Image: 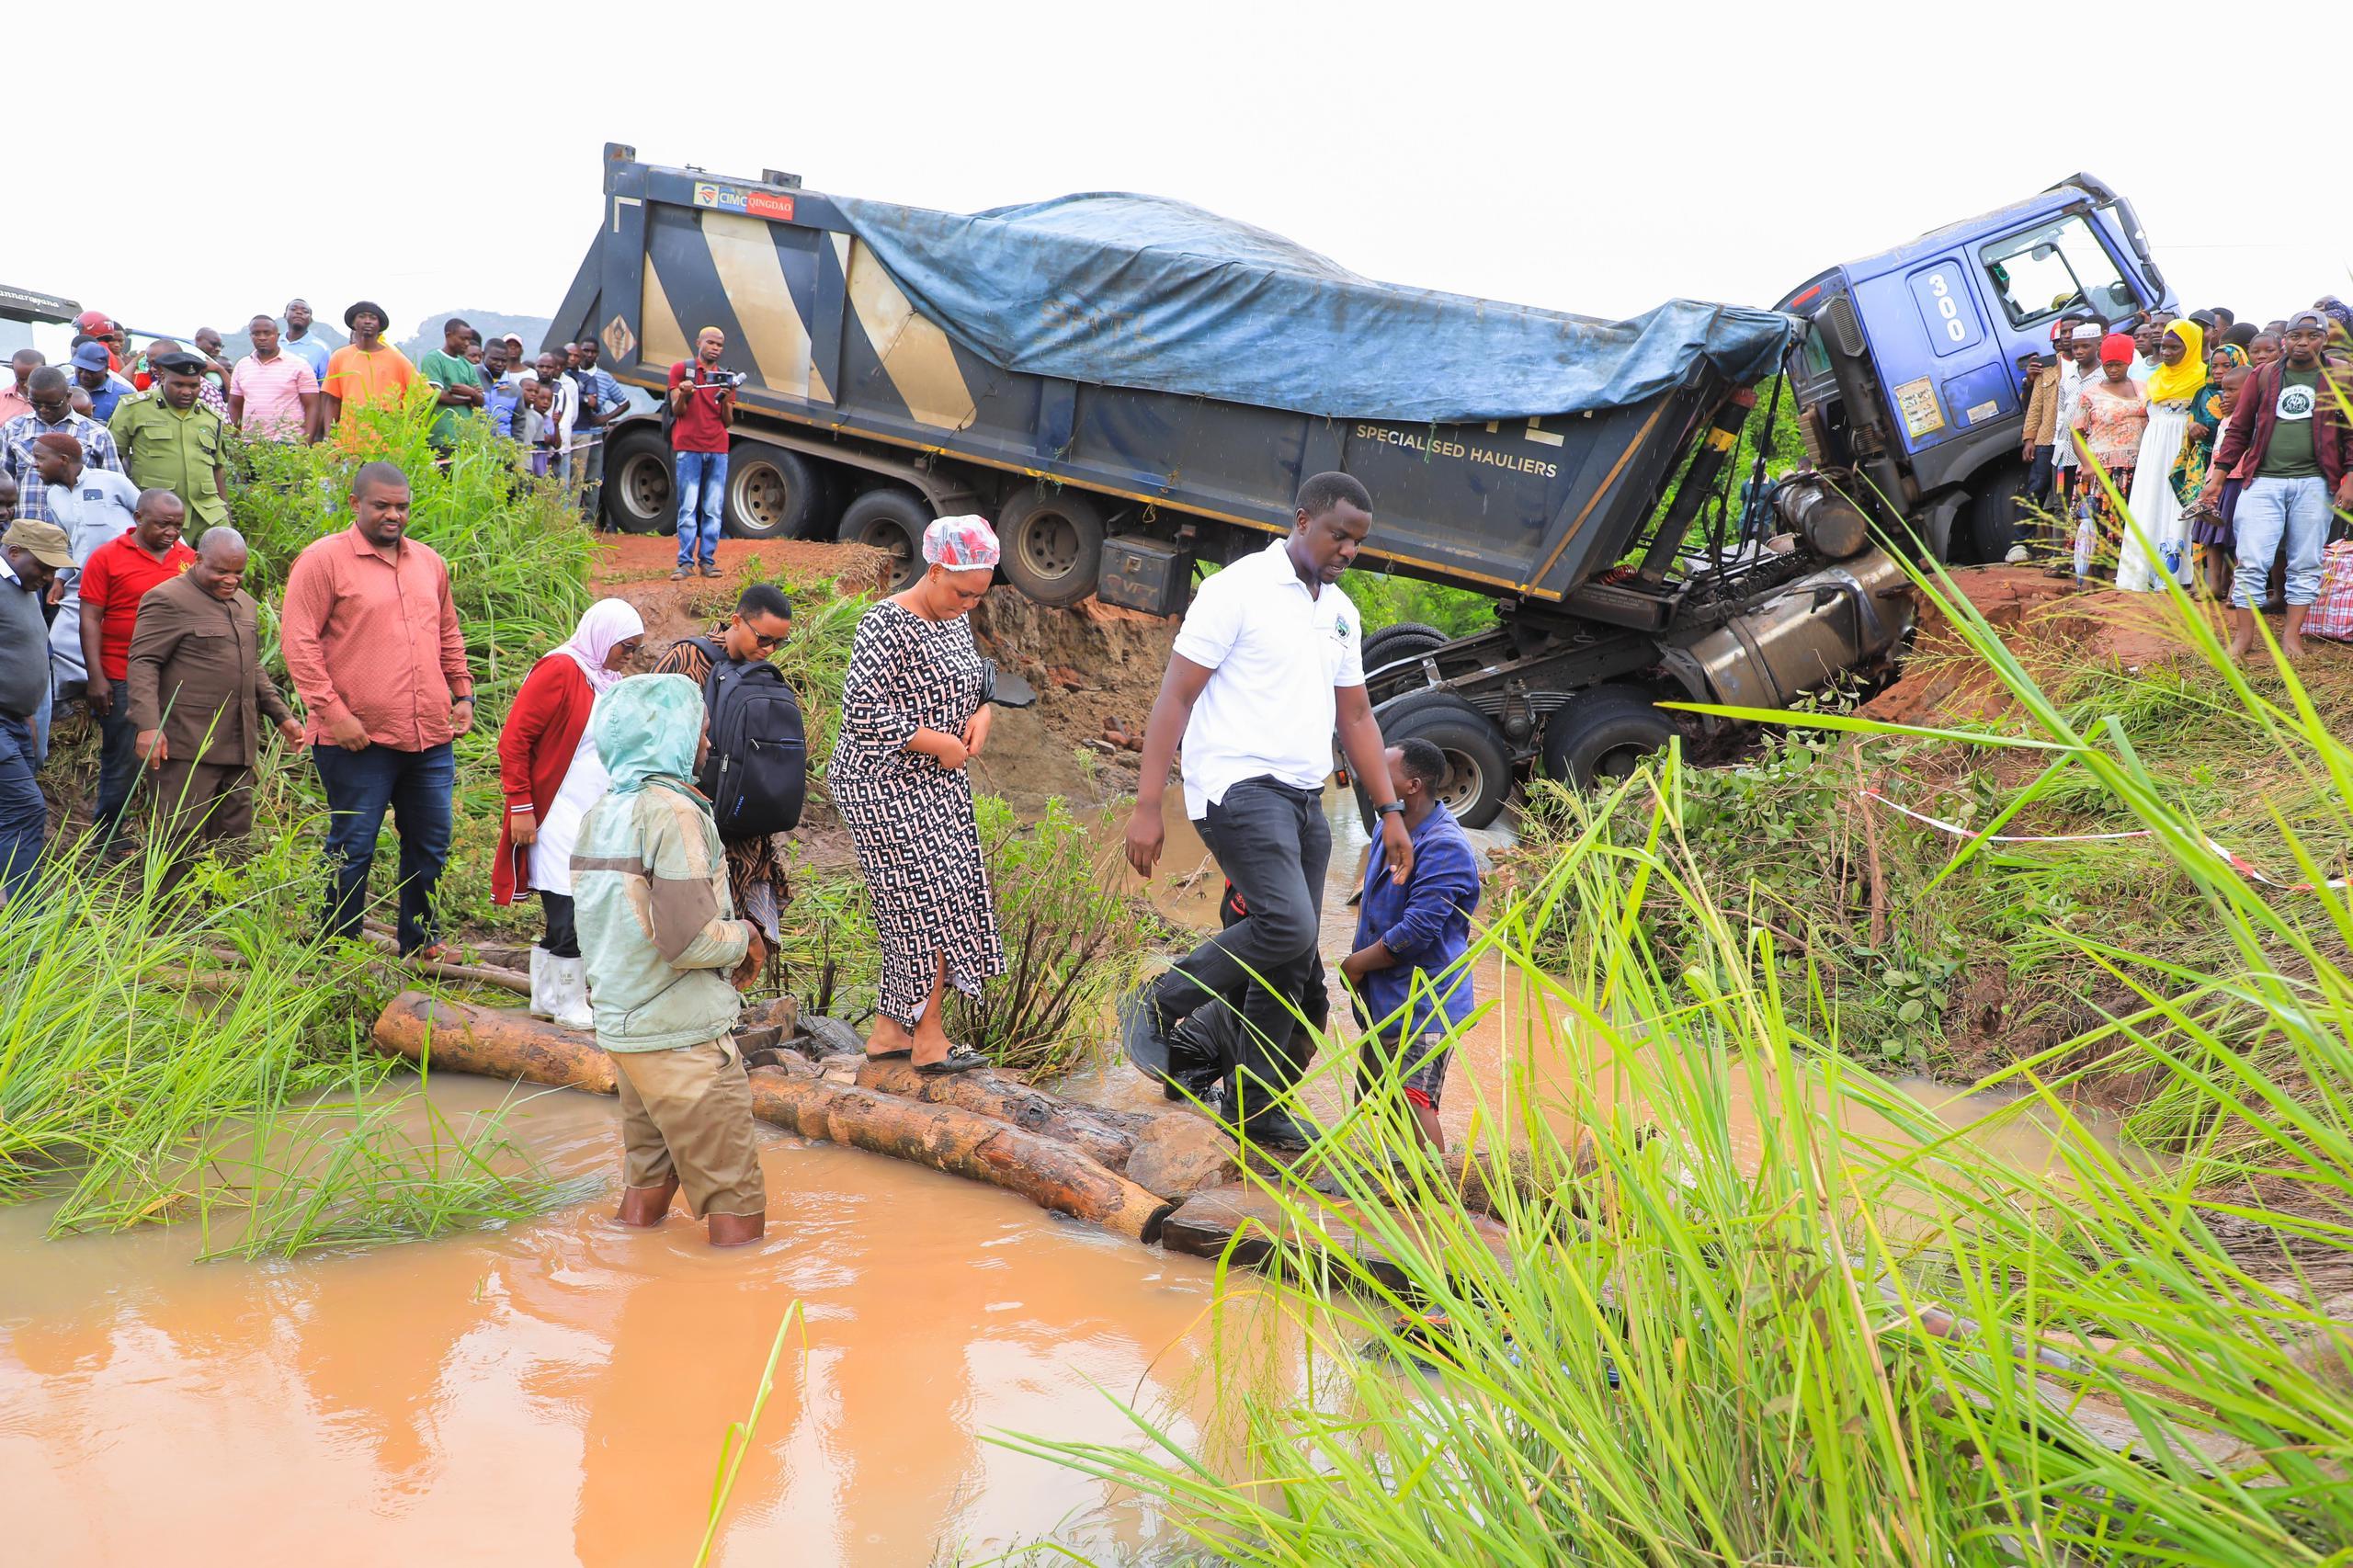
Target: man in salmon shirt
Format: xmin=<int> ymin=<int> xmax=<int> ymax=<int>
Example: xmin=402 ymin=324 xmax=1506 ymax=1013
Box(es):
xmin=278 ymin=461 xmax=475 ymax=958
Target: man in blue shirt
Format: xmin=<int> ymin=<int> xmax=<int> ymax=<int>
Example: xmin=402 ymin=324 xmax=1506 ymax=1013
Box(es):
xmin=69 ymin=343 xmax=131 ymax=422
xmin=480 ymin=342 xmax=526 ymax=445
xmin=1340 ymin=738 xmax=1482 ymax=1152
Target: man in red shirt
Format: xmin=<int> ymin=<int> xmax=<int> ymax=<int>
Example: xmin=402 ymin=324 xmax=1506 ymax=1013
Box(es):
xmin=78 ymin=489 xmax=194 ymax=840
xmin=278 ymin=461 xmax=476 ymax=956
xmin=668 ymin=326 xmax=737 ymax=581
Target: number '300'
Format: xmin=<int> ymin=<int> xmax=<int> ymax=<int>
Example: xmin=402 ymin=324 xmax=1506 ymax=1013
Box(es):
xmin=1928 ymin=274 xmax=1967 ymax=342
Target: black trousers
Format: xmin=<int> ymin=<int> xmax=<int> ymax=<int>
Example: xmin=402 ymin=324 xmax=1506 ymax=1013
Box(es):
xmin=540 ymin=891 xmax=579 ymax=959
xmin=1151 ymin=776 xmax=1329 ymax=1123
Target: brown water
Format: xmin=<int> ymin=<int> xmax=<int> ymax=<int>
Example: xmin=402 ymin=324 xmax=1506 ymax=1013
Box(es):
xmin=4 ymin=793 xmax=2133 ymax=1563
xmin=0 ymin=1077 xmax=1243 ymax=1565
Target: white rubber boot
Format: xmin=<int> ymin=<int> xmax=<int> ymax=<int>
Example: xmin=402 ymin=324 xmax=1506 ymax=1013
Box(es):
xmin=527 ymin=945 xmax=558 ymax=1021
xmin=550 ymin=955 xmax=596 ymax=1031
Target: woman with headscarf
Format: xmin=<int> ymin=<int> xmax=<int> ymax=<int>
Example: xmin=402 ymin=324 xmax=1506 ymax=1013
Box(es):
xmin=2069 ymin=333 xmax=2149 ymax=582
xmin=827 ymin=516 xmax=1008 ymax=1074
xmin=2118 ymin=319 xmax=2209 ymax=592
xmin=494 ymin=597 xmax=646 ymax=1028
xmin=2189 ymin=343 xmax=2252 ymax=602
xmin=572 ymin=674 xmax=767 ymax=1246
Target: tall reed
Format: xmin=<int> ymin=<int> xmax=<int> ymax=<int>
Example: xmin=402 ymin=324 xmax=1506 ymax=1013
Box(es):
xmin=1000 ymin=560 xmax=2353 ymax=1562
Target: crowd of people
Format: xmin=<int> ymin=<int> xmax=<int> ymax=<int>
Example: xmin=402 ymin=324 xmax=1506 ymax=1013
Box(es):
xmin=0 ymin=301 xmax=630 ymax=531
xmin=2012 ymin=297 xmax=2353 ymax=659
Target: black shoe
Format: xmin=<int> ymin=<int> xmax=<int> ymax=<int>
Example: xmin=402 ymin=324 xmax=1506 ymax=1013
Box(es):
xmin=1119 ymin=983 xmax=1178 ymax=1081
xmin=1236 ymin=1110 xmax=1313 ymax=1154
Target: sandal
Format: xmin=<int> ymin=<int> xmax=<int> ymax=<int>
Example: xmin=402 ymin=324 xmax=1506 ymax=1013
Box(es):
xmin=699 ymin=564 xmax=724 ymax=578
xmin=915 ymin=1045 xmax=989 ymax=1076
xmin=670 ymin=566 xmax=691 ymax=580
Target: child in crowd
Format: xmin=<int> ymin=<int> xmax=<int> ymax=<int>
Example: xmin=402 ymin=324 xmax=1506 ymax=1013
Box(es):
xmin=1340 ymin=737 xmax=1483 ymax=1152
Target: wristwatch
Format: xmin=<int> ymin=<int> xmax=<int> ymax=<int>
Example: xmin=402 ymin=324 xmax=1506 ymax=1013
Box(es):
xmin=1372 ymin=800 xmax=1405 ymax=817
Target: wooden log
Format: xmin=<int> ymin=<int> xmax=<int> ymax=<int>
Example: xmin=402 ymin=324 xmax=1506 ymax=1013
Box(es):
xmin=358 ymin=929 xmax=534 ymax=995
xmin=853 ymin=1060 xmax=1154 ymax=1173
xmin=371 ymin=991 xmax=614 ymax=1093
xmin=368 ymin=992 xmax=1173 ymax=1243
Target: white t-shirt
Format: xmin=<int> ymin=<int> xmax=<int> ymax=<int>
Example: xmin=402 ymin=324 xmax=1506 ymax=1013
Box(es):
xmin=46 ymin=469 xmax=142 ymax=677
xmin=2054 ymin=358 xmax=2087 ymax=470
xmin=1169 ymin=537 xmax=1364 ymax=819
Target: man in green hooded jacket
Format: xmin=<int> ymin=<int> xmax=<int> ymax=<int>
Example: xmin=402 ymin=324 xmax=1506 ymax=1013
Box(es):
xmin=571 ymin=673 xmax=768 ymax=1246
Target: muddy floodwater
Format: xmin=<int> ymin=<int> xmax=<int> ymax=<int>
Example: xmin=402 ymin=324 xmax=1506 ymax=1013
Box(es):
xmin=1 ymin=1077 xmax=1242 ymax=1564
xmin=4 ymin=791 xmax=2134 ymax=1563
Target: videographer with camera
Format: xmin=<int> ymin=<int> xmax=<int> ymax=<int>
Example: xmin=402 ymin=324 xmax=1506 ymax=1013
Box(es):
xmin=669 ymin=326 xmax=738 ymax=581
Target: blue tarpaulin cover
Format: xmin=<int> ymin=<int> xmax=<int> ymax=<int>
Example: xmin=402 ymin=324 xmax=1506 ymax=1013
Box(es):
xmin=832 ymin=191 xmax=1797 ymax=425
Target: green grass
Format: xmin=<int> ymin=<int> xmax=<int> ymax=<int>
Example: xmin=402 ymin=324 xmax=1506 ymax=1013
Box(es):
xmin=996 ymin=558 xmax=2353 ymax=1564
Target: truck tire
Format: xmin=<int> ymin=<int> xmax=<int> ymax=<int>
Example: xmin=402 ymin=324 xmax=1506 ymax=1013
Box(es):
xmin=997 ymin=486 xmax=1106 ymax=607
xmin=1365 ymin=689 xmax=1512 ymax=829
xmin=603 ymin=426 xmax=673 ymax=535
xmin=1964 ymin=461 xmax=2035 ymax=564
xmin=726 ymin=444 xmax=824 ymax=540
xmin=1540 ymin=686 xmax=1676 ymax=789
xmin=1361 ymin=621 xmax=1448 ymax=673
xmin=837 ymin=488 xmax=932 ymax=591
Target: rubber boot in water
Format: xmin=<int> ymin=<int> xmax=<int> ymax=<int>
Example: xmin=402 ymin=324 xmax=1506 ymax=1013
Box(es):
xmin=549 ymin=955 xmax=596 ymax=1032
xmin=614 ymin=1175 xmax=679 ymax=1227
xmin=707 ymin=1210 xmax=766 ymax=1247
xmin=526 ymin=946 xmax=557 ymax=1021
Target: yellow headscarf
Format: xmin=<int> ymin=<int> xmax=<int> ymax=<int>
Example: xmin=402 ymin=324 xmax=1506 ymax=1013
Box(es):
xmin=2143 ymin=319 xmax=2208 ymax=405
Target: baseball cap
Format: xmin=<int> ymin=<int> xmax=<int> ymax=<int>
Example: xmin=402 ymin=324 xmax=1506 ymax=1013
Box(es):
xmin=3 ymin=519 xmax=74 ymax=569
xmin=69 ymin=342 xmax=110 ymax=372
xmin=2284 ymin=309 xmax=2330 ymax=334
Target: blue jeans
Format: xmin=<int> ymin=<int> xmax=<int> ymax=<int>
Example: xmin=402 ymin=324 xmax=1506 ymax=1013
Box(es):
xmin=313 ymin=741 xmax=455 ymax=954
xmin=675 ymin=449 xmax=728 ymax=567
xmin=0 ymin=715 xmax=45 ymax=905
xmin=2234 ymin=476 xmax=2333 ymax=608
xmin=28 ymin=679 xmax=49 ymax=766
xmin=91 ymin=699 xmax=142 ymax=837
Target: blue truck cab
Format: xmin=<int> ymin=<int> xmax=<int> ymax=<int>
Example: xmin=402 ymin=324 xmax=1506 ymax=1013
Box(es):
xmin=1777 ymin=174 xmax=2175 ymax=562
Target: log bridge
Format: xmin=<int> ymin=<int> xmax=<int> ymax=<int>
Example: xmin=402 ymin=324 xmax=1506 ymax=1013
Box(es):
xmin=370 ymin=992 xmax=1259 ymax=1249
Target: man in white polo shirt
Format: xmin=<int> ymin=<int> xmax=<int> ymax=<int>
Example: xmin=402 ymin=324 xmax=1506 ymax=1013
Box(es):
xmin=1122 ymin=471 xmax=1414 ymax=1151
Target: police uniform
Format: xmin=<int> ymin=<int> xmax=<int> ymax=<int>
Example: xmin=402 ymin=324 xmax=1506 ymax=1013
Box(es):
xmin=107 ymin=352 xmax=230 ymax=528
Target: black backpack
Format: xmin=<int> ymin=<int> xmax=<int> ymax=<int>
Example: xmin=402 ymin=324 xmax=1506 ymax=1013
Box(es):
xmin=688 ymin=638 xmax=807 ymax=837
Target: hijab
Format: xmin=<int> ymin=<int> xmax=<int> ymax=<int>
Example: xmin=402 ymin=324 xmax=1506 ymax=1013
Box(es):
xmin=552 ymin=597 xmax=644 ymax=693
xmin=2143 ymin=319 xmax=2208 ymax=406
xmin=593 ymin=674 xmax=705 ymax=796
xmin=2211 ymin=343 xmax=2249 ymax=373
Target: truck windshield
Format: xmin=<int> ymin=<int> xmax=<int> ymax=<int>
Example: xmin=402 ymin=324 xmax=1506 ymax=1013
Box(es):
xmin=1979 ymin=215 xmax=2136 ymax=328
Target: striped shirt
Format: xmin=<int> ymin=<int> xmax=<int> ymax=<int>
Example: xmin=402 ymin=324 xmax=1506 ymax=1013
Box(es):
xmin=229 ymin=352 xmax=319 ymax=438
xmin=0 ymin=411 xmax=124 ymax=524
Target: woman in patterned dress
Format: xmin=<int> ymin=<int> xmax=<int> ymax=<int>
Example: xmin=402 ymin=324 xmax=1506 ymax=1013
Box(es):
xmin=828 ymin=516 xmax=1007 ymax=1074
xmin=2069 ymin=334 xmax=2149 ymax=583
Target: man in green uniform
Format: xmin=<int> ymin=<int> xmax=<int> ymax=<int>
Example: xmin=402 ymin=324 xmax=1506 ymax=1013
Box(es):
xmin=108 ymin=351 xmax=229 ymax=529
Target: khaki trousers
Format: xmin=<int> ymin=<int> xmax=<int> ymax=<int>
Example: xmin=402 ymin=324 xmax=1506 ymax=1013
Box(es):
xmin=608 ymin=1036 xmax=767 ymax=1218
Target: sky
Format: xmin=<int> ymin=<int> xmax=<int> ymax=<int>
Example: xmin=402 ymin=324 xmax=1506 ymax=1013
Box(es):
xmin=17 ymin=0 xmax=2344 ymax=350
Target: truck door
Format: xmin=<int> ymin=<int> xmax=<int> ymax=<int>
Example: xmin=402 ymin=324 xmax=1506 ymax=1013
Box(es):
xmin=1847 ymin=254 xmax=2009 ymax=459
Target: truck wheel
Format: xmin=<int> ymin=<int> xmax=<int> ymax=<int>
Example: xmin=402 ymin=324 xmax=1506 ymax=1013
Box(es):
xmin=1964 ymin=462 xmax=2035 ymax=565
xmin=1361 ymin=621 xmax=1447 ymax=674
xmin=1365 ymin=690 xmax=1512 ymax=829
xmin=837 ymin=488 xmax=932 ymax=591
xmin=726 ymin=444 xmax=824 ymax=540
xmin=603 ymin=427 xmax=673 ymax=535
xmin=997 ymin=486 xmax=1105 ymax=607
xmin=1541 ymin=686 xmax=1676 ymax=789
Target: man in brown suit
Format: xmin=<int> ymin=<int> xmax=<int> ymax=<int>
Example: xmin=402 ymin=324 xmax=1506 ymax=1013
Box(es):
xmin=125 ymin=526 xmax=302 ymax=856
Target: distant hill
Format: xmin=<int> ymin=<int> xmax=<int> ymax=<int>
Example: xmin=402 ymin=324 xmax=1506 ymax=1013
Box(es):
xmin=209 ymin=308 xmax=555 ymax=364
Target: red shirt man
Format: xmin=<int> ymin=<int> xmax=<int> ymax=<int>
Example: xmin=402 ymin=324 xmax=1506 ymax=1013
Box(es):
xmin=79 ymin=496 xmax=196 ymax=686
